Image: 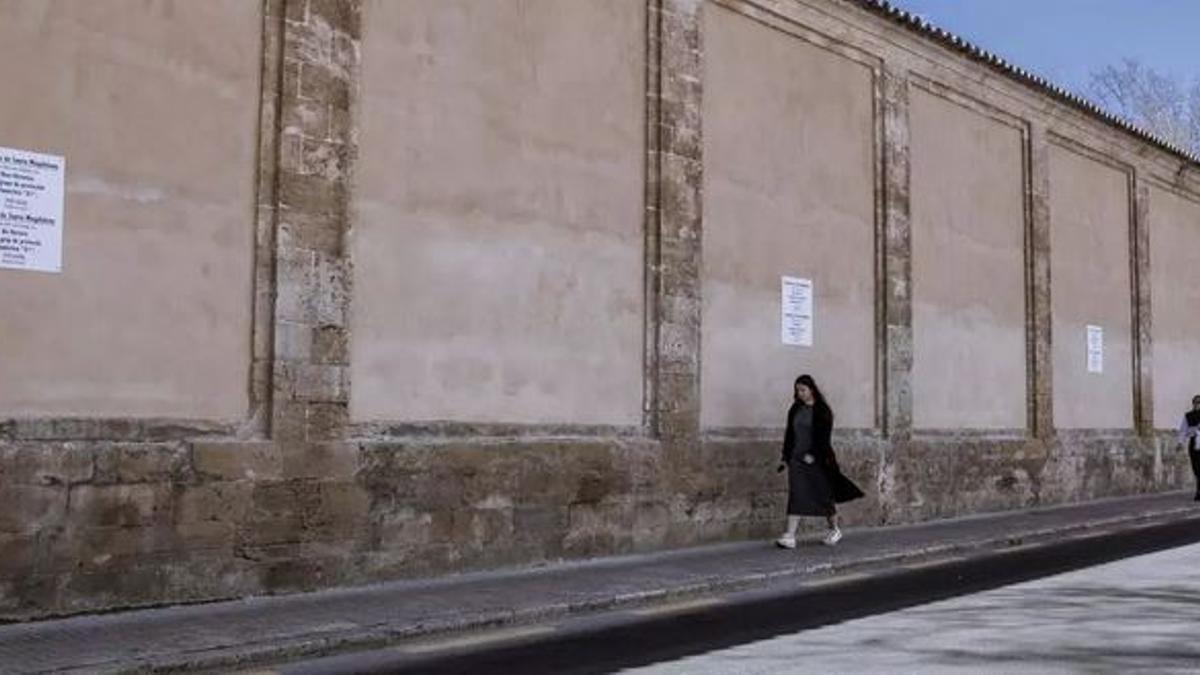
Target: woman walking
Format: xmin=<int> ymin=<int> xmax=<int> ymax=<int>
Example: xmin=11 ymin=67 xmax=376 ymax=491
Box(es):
xmin=1178 ymin=394 xmax=1200 ymax=501
xmin=776 ymin=374 xmax=864 ymax=549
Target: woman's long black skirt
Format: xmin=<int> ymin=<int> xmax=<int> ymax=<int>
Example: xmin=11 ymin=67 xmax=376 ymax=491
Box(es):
xmin=787 ymin=458 xmax=836 ymax=517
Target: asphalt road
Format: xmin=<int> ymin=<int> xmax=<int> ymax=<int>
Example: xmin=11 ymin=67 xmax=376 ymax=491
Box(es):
xmin=625 ymin=538 xmax=1200 ymax=674
xmin=270 ymin=516 xmax=1200 ymax=675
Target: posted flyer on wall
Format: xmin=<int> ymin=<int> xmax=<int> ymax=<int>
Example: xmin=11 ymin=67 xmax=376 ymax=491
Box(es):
xmin=0 ymin=146 xmax=65 ymax=273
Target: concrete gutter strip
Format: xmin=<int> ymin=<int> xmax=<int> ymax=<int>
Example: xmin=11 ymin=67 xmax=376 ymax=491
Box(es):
xmin=4 ymin=492 xmax=1197 ymax=674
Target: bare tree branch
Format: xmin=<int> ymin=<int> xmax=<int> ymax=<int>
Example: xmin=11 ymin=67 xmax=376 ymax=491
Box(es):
xmin=1087 ymin=59 xmax=1200 ymax=156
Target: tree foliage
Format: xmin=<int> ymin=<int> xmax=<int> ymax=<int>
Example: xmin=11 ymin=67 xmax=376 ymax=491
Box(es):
xmin=1087 ymin=59 xmax=1200 ymax=157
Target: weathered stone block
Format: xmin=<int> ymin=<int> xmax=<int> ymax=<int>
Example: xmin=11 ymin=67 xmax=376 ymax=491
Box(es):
xmin=660 ymin=142 xmax=702 ymax=195
xmin=291 ymin=364 xmax=348 ymax=402
xmin=306 ymin=482 xmax=370 ymax=539
xmin=312 ymin=326 xmax=349 ymax=365
xmin=280 ymin=213 xmax=342 ymax=257
xmin=429 ymin=509 xmax=473 ymax=545
xmin=251 ymin=480 xmax=320 ymax=518
xmin=192 ymin=442 xmax=282 ymax=481
xmin=238 ymin=516 xmax=307 ymax=548
xmin=658 ymin=321 xmax=698 ymax=372
xmin=282 ymin=98 xmax=331 ymax=140
xmin=284 ymin=19 xmax=335 ymax=68
xmin=305 ymin=403 xmax=350 ymax=440
xmin=563 ymin=501 xmax=634 ymax=557
xmin=659 ymin=119 xmax=700 ymax=160
xmin=571 ymin=470 xmax=621 ymax=506
xmin=43 ymin=525 xmax=174 ymax=573
xmin=94 ymin=444 xmax=191 ymax=485
xmin=314 ymin=254 xmax=349 ymax=328
xmin=274 ymin=248 xmax=317 ymax=324
xmin=0 ymin=444 xmax=92 ymax=486
xmin=657 ymin=97 xmax=701 ymax=139
xmin=376 ymin=507 xmax=433 ymax=550
xmin=301 ymin=138 xmax=348 ymax=181
xmin=0 ymin=533 xmax=38 ymax=578
xmin=298 ymin=63 xmax=350 ymax=109
xmin=512 ymin=506 xmax=567 ymax=545
xmin=0 ymin=576 xmax=59 ymax=619
xmin=274 ymin=320 xmax=313 ymax=361
xmin=309 ymin=0 xmax=361 ymax=37
xmin=282 ymin=58 xmax=302 ymax=100
xmin=271 ymin=401 xmax=310 ymax=443
xmin=173 ymin=521 xmax=238 ymax=553
xmin=282 ymin=442 xmax=357 ymax=479
xmin=69 ymin=485 xmax=171 ymax=529
xmin=331 ymin=32 xmax=357 ymax=79
xmin=279 ymin=172 xmax=346 ymax=220
xmin=284 ymin=0 xmax=307 ymax=24
xmin=177 ymin=483 xmax=254 ymax=524
xmin=0 ymin=485 xmax=67 ymax=534
xmin=260 ymin=557 xmax=329 ymax=592
xmin=62 ymin=565 xmax=168 ymax=612
xmin=328 ymin=104 xmax=354 ymax=147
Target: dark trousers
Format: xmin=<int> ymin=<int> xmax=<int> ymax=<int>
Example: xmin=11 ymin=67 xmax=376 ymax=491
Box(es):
xmin=1191 ymin=449 xmax=1200 ymax=494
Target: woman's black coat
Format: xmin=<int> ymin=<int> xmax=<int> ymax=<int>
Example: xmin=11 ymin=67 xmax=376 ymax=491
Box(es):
xmin=781 ymin=402 xmax=865 ymax=504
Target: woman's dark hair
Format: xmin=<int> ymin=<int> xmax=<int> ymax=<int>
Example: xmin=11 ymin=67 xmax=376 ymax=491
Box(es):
xmin=794 ymin=374 xmax=833 ymax=420
xmin=1193 ymin=394 xmax=1200 ymax=406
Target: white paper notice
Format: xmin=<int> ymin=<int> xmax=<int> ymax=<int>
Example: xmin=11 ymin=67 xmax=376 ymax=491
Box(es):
xmin=781 ymin=276 xmax=814 ymax=347
xmin=0 ymin=146 xmax=65 ymax=273
xmin=1086 ymin=325 xmax=1104 ymax=374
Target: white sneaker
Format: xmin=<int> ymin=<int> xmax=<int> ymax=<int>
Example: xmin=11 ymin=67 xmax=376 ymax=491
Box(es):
xmin=775 ymin=533 xmax=797 ymax=549
xmin=823 ymin=528 xmax=843 ymax=546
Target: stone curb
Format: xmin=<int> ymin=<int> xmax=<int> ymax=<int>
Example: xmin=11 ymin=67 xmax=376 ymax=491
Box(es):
xmin=110 ymin=502 xmax=1200 ymax=674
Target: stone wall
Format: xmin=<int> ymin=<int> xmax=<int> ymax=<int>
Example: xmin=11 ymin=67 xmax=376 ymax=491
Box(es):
xmin=1 ymin=0 xmax=1198 ymax=619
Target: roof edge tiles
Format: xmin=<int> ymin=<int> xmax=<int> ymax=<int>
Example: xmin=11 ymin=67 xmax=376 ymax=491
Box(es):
xmin=853 ymin=0 xmax=1200 ymax=166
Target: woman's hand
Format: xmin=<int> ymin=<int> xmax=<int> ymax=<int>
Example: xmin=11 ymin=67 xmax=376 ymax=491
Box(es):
xmin=802 ymin=453 xmax=815 ymax=465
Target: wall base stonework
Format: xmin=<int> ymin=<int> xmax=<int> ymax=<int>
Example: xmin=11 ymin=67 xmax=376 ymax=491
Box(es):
xmin=0 ymin=434 xmax=1189 ymax=619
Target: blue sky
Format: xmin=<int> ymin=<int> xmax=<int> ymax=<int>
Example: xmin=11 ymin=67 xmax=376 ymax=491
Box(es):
xmin=889 ymin=0 xmax=1200 ymax=98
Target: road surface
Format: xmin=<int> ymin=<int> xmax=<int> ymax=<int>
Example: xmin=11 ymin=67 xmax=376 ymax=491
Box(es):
xmin=626 ymin=539 xmax=1200 ymax=674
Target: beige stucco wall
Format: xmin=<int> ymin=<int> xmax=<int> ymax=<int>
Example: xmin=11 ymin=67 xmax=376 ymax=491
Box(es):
xmin=0 ymin=1 xmax=260 ymax=419
xmin=701 ymin=6 xmax=877 ymax=430
xmin=1150 ymin=186 xmax=1200 ymax=429
xmin=351 ymin=0 xmax=646 ymax=425
xmin=1049 ymin=144 xmax=1133 ymax=429
xmin=910 ymin=89 xmax=1027 ymax=429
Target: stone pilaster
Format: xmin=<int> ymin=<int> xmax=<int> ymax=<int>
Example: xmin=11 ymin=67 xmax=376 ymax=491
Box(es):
xmin=246 ymin=0 xmax=287 ymax=437
xmin=270 ymin=0 xmax=360 ymax=444
xmin=1028 ymin=123 xmax=1054 ymax=439
xmin=647 ymin=0 xmax=704 ymax=446
xmin=1132 ymin=179 xmax=1153 ymax=435
xmin=882 ymin=66 xmax=913 ymax=440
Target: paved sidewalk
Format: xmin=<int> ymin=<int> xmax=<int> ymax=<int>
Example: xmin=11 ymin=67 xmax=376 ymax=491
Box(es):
xmin=1 ymin=491 xmax=1197 ymax=674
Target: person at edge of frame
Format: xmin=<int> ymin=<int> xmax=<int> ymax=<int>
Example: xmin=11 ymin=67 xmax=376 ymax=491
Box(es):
xmin=1177 ymin=394 xmax=1200 ymax=502
xmin=775 ymin=374 xmax=864 ymax=549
